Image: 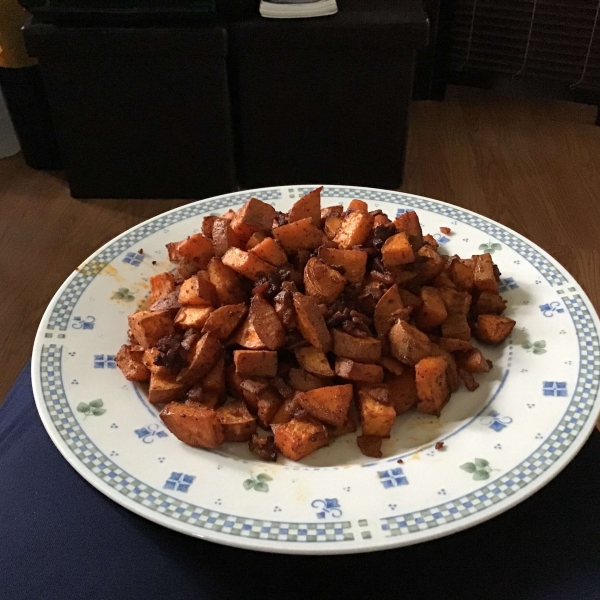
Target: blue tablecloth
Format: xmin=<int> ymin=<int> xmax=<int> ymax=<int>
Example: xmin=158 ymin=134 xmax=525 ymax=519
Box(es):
xmin=2 ymin=363 xmax=599 ymax=599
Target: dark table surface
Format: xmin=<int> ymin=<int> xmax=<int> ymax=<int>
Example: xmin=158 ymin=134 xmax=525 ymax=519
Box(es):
xmin=2 ymin=363 xmax=599 ymax=600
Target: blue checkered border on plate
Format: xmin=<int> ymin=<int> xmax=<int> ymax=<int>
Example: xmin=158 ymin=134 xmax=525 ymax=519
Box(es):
xmin=379 ymin=293 xmax=599 ymax=537
xmin=299 ymin=186 xmax=566 ymax=287
xmin=46 ymin=189 xmax=282 ymax=331
xmin=39 ymin=343 xmax=353 ymax=544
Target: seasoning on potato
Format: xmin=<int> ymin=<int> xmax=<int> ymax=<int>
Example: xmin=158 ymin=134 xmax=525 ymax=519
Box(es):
xmin=116 ymin=188 xmax=514 ymax=461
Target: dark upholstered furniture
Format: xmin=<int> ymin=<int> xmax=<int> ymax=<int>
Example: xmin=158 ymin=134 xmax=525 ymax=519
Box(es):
xmin=229 ymin=0 xmax=429 ymax=189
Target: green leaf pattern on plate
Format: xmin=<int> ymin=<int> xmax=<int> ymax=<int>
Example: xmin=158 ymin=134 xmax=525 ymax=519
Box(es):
xmin=478 ymin=242 xmax=502 ymax=254
xmin=522 ymin=340 xmax=547 ymax=355
xmin=76 ymin=399 xmax=106 ymax=419
xmin=111 ymin=287 xmax=135 ymax=302
xmin=460 ymin=458 xmax=492 ymax=480
xmin=243 ymin=473 xmax=273 ymax=492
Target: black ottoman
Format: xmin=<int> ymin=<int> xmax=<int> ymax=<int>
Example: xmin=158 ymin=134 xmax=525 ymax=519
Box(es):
xmin=229 ymin=0 xmax=429 ymax=189
xmin=24 ymin=22 xmax=236 ymax=199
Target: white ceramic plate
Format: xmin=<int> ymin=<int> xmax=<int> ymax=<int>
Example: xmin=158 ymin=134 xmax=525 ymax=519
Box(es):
xmin=32 ymin=185 xmax=600 ymax=554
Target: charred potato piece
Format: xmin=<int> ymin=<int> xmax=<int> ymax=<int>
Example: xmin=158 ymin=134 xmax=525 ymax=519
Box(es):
xmin=231 ymin=197 xmax=277 ymax=242
xmin=160 ymin=402 xmax=224 ymax=448
xmin=217 ymin=401 xmax=257 ymax=442
xmin=394 ymin=210 xmax=423 ymax=249
xmin=333 ymin=211 xmax=372 ymax=249
xmin=415 ymin=356 xmax=450 ymax=416
xmin=272 ymin=417 xmax=329 ymax=461
xmin=473 ymin=291 xmax=507 ymax=316
xmin=149 ymin=372 xmax=186 ymax=404
xmin=441 ymin=313 xmax=471 ymax=341
xmin=476 ymin=314 xmax=516 ymax=344
xmin=288 ymin=186 xmax=322 ymax=225
xmin=297 ymin=384 xmax=353 ymax=426
xmin=447 ymin=259 xmax=474 ymax=292
xmin=201 ymin=303 xmax=247 ymax=339
xmin=273 ymin=217 xmax=323 ymax=252
xmin=249 ymin=434 xmax=278 ymax=461
xmin=473 ymin=253 xmax=499 ymax=293
xmin=356 ymin=435 xmax=383 ymax=458
xmin=295 ymin=346 xmax=335 ymax=377
xmin=377 ymin=355 xmax=405 ymax=376
xmin=249 ymin=237 xmax=288 ymax=267
xmin=358 ymin=387 xmax=396 ymax=437
xmin=332 ymin=329 xmax=381 ymax=363
xmin=201 ymin=356 xmax=226 ymax=398
xmin=293 ymin=293 xmax=332 ymax=352
xmin=249 ymin=295 xmax=286 ymax=350
xmin=207 ymin=257 xmax=247 ymax=305
xmin=115 ymin=344 xmax=150 ymax=381
xmin=271 ymin=395 xmax=301 ymax=425
xmin=177 ymin=333 xmax=223 ymax=385
xmin=327 ymin=413 xmax=357 ymax=438
xmin=318 ymin=247 xmax=367 ymax=284
xmin=287 ymin=368 xmax=329 ymax=392
xmin=440 ymin=287 xmax=472 ymax=315
xmin=150 ymin=272 xmax=176 ymax=303
xmin=304 ymin=257 xmax=345 ymax=304
xmin=174 ymin=233 xmax=214 ymax=268
xmin=335 ymin=358 xmax=384 ymax=383
xmin=381 ymin=232 xmax=415 ymax=267
xmin=234 ymin=350 xmax=278 ymax=377
xmin=388 ymin=320 xmax=432 ymax=365
xmin=221 ymin=247 xmax=276 ymax=280
xmin=212 ymin=217 xmax=244 ymax=258
xmin=386 ymin=367 xmax=418 ymax=414
xmin=128 ymin=310 xmax=175 ymax=349
xmin=374 ymin=284 xmax=405 ymax=336
xmin=234 ymin=318 xmax=268 ymax=350
xmin=348 ymin=198 xmax=368 ymax=212
xmin=174 ymin=306 xmax=214 ymax=330
xmin=414 ymin=287 xmax=448 ymax=331
xmin=457 ymin=348 xmax=492 ymax=373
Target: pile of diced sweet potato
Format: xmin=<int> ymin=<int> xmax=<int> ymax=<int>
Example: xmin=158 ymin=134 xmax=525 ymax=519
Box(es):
xmin=116 ymin=187 xmax=516 ymax=461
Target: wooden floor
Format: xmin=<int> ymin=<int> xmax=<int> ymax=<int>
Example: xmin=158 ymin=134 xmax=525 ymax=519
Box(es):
xmin=1 ymin=85 xmax=599 ymax=407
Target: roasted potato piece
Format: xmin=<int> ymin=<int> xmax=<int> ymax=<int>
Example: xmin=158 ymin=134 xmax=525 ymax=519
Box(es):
xmin=288 ymin=368 xmax=328 ymax=392
xmin=221 ymin=247 xmax=275 ymax=280
xmin=295 ymin=346 xmax=334 ymax=377
xmin=249 ymin=237 xmax=288 ymax=267
xmin=414 ymin=286 xmax=448 ymax=331
xmin=441 ymin=313 xmax=471 ymax=341
xmin=249 ymin=434 xmax=278 ymax=461
xmin=174 ymin=233 xmax=214 ymax=268
xmin=332 ymin=329 xmax=381 ymax=363
xmin=249 ymin=295 xmax=286 ymax=350
xmin=447 ymin=259 xmax=474 ymax=292
xmin=459 ymin=368 xmax=479 ymax=391
xmin=186 ymin=389 xmax=221 ymax=410
xmin=149 ymin=372 xmax=186 ymax=404
xmin=178 ymin=272 xmax=219 ymax=307
xmin=333 ymin=211 xmax=372 ymax=249
xmin=358 ymin=387 xmax=395 ymax=437
xmin=115 ymin=344 xmax=150 ymax=381
xmin=272 ymin=417 xmax=328 ymax=461
xmin=415 ymin=356 xmax=450 ymax=416
xmin=150 ymin=272 xmax=176 ymax=303
xmin=217 ymin=401 xmax=257 ymax=442
xmin=318 ymin=247 xmax=367 ymax=284
xmin=142 ymin=347 xmax=173 ymax=377
xmin=288 ymin=186 xmax=322 ymax=225
xmin=440 ymin=287 xmax=472 ymax=315
xmin=327 ymin=413 xmax=357 ymax=438
xmin=304 ymin=257 xmax=345 ymax=304
xmin=201 ymin=303 xmax=247 ymax=339
xmin=212 ymin=217 xmax=243 ymax=258
xmin=128 ymin=310 xmax=175 ymax=349
xmin=234 ymin=349 xmax=278 ymax=377
xmin=202 ymin=215 xmax=217 ymax=239
xmin=324 ymin=214 xmax=343 ymax=240
xmin=257 ymin=390 xmax=283 ymax=429
xmin=398 ymin=288 xmax=423 ymax=312
xmin=432 ymin=271 xmax=456 ymax=289
xmin=473 ymin=291 xmax=507 ymax=316
xmin=160 ymin=402 xmax=224 ymax=448
xmin=225 ymin=362 xmax=244 ymax=399
xmin=381 ymin=232 xmax=415 ymax=267
xmin=473 ymin=253 xmax=498 ymax=293
xmin=174 ymin=306 xmax=214 ymax=330
xmin=177 ymin=333 xmax=223 ymax=385
xmin=271 ymin=395 xmax=301 ymax=425
xmin=377 ymin=355 xmax=405 ymax=376
xmin=207 ymin=257 xmax=247 ymax=305
xmin=374 ymin=284 xmax=405 ymax=336
xmin=457 ymin=348 xmax=492 ymax=373
xmin=356 ymin=435 xmax=383 ymax=458
xmin=386 ymin=367 xmax=418 ymax=414
xmin=335 ymin=358 xmax=384 ymax=383
xmin=388 ymin=320 xmax=432 ymax=365
xmin=273 ymin=217 xmax=323 ymax=252
xmin=239 ymin=378 xmax=269 ymax=413
xmin=348 ymin=198 xmax=368 ymax=212
xmin=246 ymin=231 xmax=266 ymax=250
xmin=297 ymin=384 xmax=353 ymax=426
xmin=476 ymin=314 xmax=516 ymax=344
xmin=293 ymin=293 xmax=332 ymax=352
xmin=438 ymin=337 xmax=474 ymax=353
xmin=394 ymin=210 xmax=423 ymax=249
xmin=200 ymin=356 xmax=226 ymax=398
xmin=234 ymin=318 xmax=268 ymax=350
xmin=231 ymin=197 xmax=277 ymax=242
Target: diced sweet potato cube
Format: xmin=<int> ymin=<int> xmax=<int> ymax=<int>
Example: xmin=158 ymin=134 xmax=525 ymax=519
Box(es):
xmin=234 ymin=350 xmax=278 ymax=377
xmin=249 ymin=294 xmax=286 ymax=350
xmin=201 ymin=303 xmax=247 ymax=339
xmin=356 ymin=435 xmax=383 ymax=458
xmin=149 ymin=372 xmax=186 ymax=404
xmin=272 ymin=417 xmax=328 ymax=461
xmin=374 ymin=284 xmax=405 ymax=336
xmin=200 ymin=356 xmax=226 ymax=396
xmin=327 ymin=413 xmax=357 ymax=438
xmin=318 ymin=247 xmax=367 ymax=284
xmin=174 ymin=306 xmax=214 ymax=329
xmin=458 ymin=368 xmax=479 ymax=391
xmin=358 ymin=390 xmax=395 ymax=437
xmin=150 ymin=272 xmax=175 ymax=303
xmin=221 ymin=247 xmax=275 ymax=281
xmin=239 ymin=379 xmax=270 ymax=414
xmin=288 ymin=368 xmax=328 ymax=392
xmin=115 ymin=344 xmax=150 ymax=381
xmin=295 ymin=346 xmax=334 ymax=377
xmin=394 ymin=210 xmax=423 ymax=249
xmin=304 ymin=257 xmax=345 ymax=304
xmin=271 ymin=395 xmax=301 ymax=425
xmin=324 ymin=215 xmax=343 ymax=240
xmin=389 ymin=320 xmax=432 ymax=365
xmin=333 ymin=211 xmax=373 ymax=249
xmin=348 ymin=198 xmax=368 ymax=212
xmin=293 ymin=293 xmax=332 ymax=352
xmin=415 ymin=356 xmax=450 ymax=416
xmin=473 ymin=253 xmax=498 ymax=293
xmin=231 ymin=197 xmax=277 ymax=242
xmin=128 ymin=310 xmax=175 ymax=349
xmin=378 ymin=356 xmax=405 ymax=376
xmin=175 ymin=233 xmax=214 ymax=268
xmin=473 ymin=291 xmax=507 ymax=316
xmin=249 ymin=237 xmax=288 ymax=267
xmin=381 ymin=232 xmax=415 ymax=267
xmin=177 ymin=333 xmax=223 ymax=385
xmin=257 ymin=390 xmax=283 ymax=429
xmin=441 ymin=313 xmax=471 ymax=341
xmin=414 ymin=287 xmax=448 ymax=331
xmin=246 ymin=231 xmax=266 ymax=250
xmin=432 ymin=271 xmax=456 ymax=289
xmin=225 ymin=363 xmax=244 ymax=399
xmin=217 ymin=401 xmax=257 ymax=442
xmin=476 ymin=314 xmax=516 ymax=344
xmin=178 ymin=273 xmax=218 ymax=307
xmin=440 ymin=287 xmax=472 ymax=315
xmin=142 ymin=347 xmax=173 ymax=377
xmin=288 ymin=186 xmax=322 ymax=225
xmin=335 ymin=358 xmax=384 ymax=383
xmin=186 ymin=390 xmax=221 ymax=410
xmin=297 ymin=384 xmax=353 ymax=426
xmin=386 ymin=368 xmax=418 ymax=414
xmin=207 ymin=257 xmax=247 ymax=305
xmin=202 ymin=215 xmax=217 ymax=239
xmin=457 ymin=348 xmax=491 ymax=373
xmin=234 ymin=318 xmax=267 ymax=349
xmin=212 ymin=217 xmax=243 ymax=258
xmin=448 ymin=259 xmax=474 ymax=292
xmin=160 ymin=402 xmax=224 ymax=448
xmin=273 ymin=218 xmax=323 ymax=252
xmin=332 ymin=329 xmax=381 ymax=363
xmin=438 ymin=338 xmax=474 ymax=353
xmin=398 ymin=288 xmax=423 ymax=311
